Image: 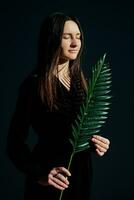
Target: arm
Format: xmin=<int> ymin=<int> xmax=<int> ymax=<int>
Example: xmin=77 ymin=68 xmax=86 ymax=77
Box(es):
xmin=6 ymin=76 xmax=44 ymax=181
xmin=6 ymin=76 xmax=71 ymax=190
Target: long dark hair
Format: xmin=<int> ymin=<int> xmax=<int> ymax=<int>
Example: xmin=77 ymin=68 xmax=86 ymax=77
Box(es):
xmin=36 ymin=12 xmax=87 ymax=109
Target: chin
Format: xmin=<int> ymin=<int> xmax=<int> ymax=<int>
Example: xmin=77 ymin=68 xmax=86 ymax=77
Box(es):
xmin=68 ymin=55 xmax=78 ymax=60
xmin=70 ymin=57 xmax=78 ymax=60
xmin=60 ymin=54 xmax=78 ymax=61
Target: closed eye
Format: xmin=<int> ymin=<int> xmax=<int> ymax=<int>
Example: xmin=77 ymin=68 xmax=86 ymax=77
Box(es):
xmin=63 ymin=33 xmax=81 ymax=39
xmin=63 ymin=34 xmax=71 ymax=39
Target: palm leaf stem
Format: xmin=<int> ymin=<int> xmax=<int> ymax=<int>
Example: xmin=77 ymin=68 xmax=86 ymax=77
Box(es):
xmin=59 ymin=152 xmax=74 ymax=200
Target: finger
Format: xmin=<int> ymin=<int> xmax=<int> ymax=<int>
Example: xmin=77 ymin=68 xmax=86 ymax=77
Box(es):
xmin=52 ymin=176 xmax=69 ymax=188
xmin=55 ymin=173 xmax=69 ymax=185
xmin=91 ymin=138 xmax=109 ymax=149
xmin=50 ymin=168 xmax=58 ymax=176
xmin=48 ymin=174 xmax=68 ymax=189
xmin=92 ymin=135 xmax=110 ymax=145
xmin=92 ymin=135 xmax=110 ymax=144
xmin=95 ymin=143 xmax=107 ymax=153
xmin=96 ymin=139 xmax=109 ymax=149
xmin=48 ymin=178 xmax=66 ymax=190
xmin=96 ymin=148 xmax=104 ymax=156
xmin=57 ymin=167 xmax=71 ymax=177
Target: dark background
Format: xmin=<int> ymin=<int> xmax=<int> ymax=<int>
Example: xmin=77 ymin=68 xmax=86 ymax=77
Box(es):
xmin=1 ymin=0 xmax=134 ymax=199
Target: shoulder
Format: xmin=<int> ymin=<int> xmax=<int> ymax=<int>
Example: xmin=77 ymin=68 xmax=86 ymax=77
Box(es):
xmin=19 ymin=70 xmax=40 ymax=97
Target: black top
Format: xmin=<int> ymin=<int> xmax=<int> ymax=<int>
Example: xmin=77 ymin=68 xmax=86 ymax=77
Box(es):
xmin=6 ymin=72 xmax=93 ymax=200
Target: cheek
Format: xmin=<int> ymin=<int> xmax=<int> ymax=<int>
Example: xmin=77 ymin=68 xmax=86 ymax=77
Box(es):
xmin=60 ymin=47 xmax=68 ymax=58
xmin=78 ymin=41 xmax=81 ymax=50
xmin=61 ymin=43 xmax=70 ymax=56
xmin=61 ymin=41 xmax=70 ymax=50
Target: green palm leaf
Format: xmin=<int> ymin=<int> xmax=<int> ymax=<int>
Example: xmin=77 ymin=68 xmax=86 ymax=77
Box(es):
xmin=59 ymin=53 xmax=112 ymax=200
xmin=69 ymin=53 xmax=112 ymax=154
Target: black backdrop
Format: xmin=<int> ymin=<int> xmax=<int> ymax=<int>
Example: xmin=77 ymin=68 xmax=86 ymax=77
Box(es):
xmin=1 ymin=1 xmax=134 ymax=200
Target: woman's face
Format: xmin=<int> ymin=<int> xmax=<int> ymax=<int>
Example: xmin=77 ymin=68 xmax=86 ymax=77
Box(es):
xmin=60 ymin=20 xmax=81 ymax=62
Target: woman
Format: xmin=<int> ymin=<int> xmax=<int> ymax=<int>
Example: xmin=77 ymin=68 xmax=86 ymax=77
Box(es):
xmin=7 ymin=12 xmax=110 ymax=200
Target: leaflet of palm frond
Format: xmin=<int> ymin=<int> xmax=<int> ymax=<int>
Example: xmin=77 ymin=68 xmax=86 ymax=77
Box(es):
xmin=96 ymin=81 xmax=112 ymax=86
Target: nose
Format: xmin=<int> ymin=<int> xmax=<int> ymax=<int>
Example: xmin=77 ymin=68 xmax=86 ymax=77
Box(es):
xmin=70 ymin=38 xmax=78 ymax=48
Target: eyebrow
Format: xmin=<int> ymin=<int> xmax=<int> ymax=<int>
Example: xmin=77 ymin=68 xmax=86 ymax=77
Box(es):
xmin=63 ymin=33 xmax=81 ymax=35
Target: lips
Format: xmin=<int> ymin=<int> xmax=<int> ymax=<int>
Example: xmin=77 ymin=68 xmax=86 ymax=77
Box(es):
xmin=68 ymin=50 xmax=78 ymax=53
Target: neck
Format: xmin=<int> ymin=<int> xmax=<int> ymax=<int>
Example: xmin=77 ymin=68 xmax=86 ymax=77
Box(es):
xmin=57 ymin=60 xmax=69 ymax=72
xmin=57 ymin=60 xmax=71 ymax=91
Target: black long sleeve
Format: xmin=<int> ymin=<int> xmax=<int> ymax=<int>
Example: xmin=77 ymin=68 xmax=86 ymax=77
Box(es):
xmin=6 ymin=75 xmax=45 ymax=181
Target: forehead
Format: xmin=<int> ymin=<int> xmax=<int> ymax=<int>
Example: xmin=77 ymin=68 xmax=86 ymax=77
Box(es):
xmin=63 ymin=20 xmax=80 ymax=33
